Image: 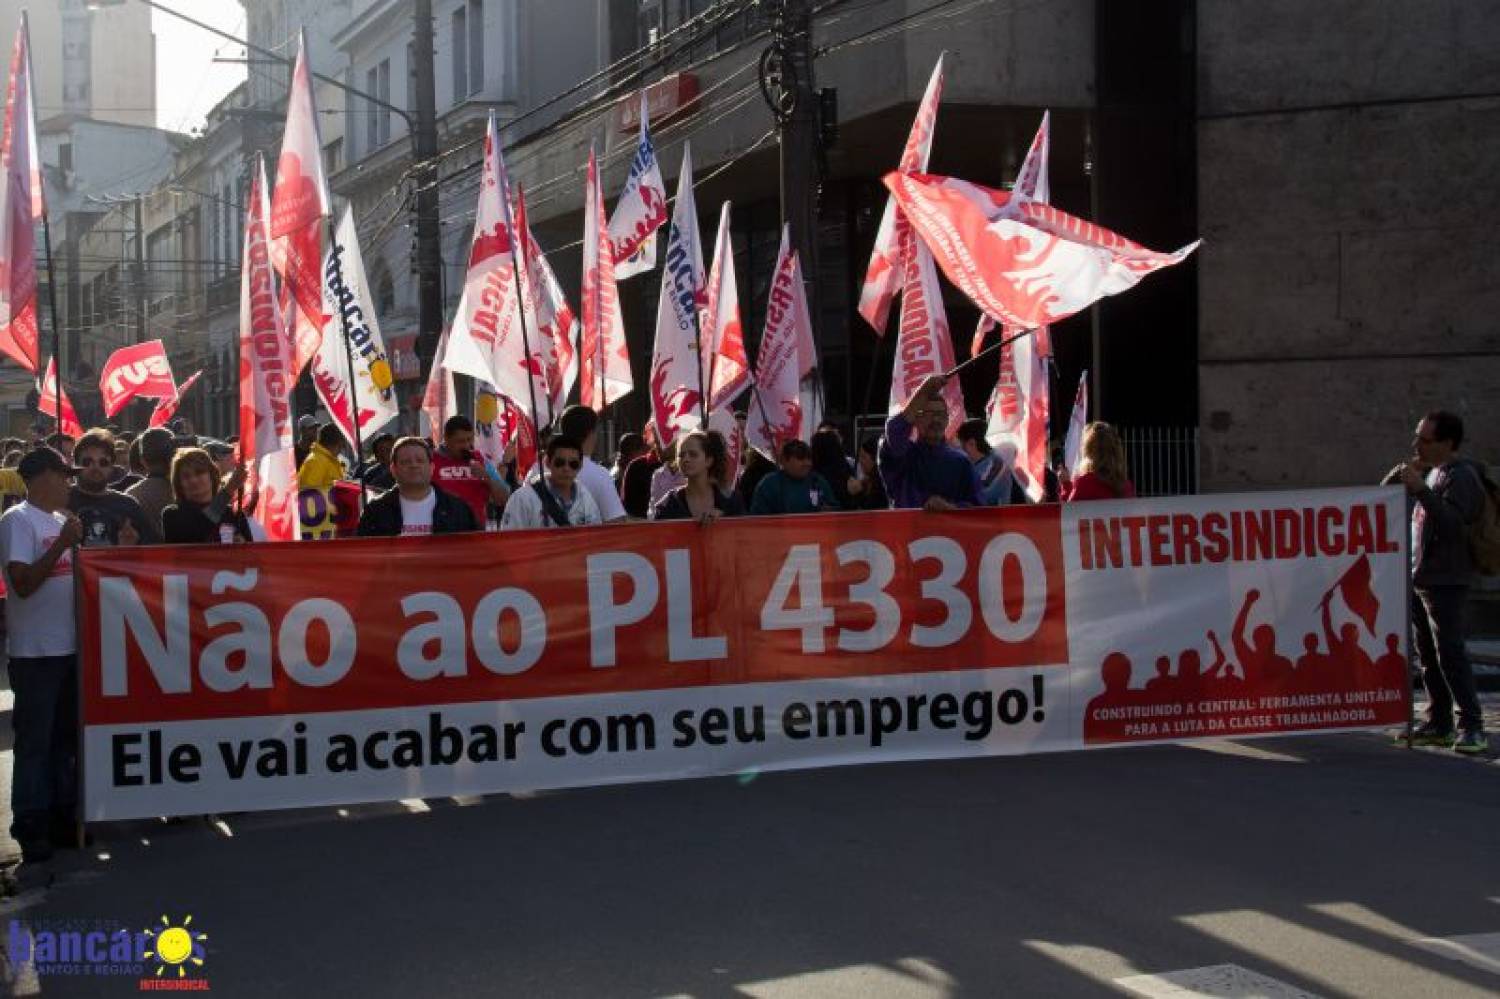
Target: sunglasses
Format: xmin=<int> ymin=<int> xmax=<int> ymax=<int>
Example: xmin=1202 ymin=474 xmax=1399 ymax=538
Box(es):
xmin=550 ymin=457 xmax=581 ymax=470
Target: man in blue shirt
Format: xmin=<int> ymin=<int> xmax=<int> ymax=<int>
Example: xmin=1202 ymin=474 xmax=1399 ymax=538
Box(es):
xmin=879 ymin=375 xmax=981 ymax=511
xmin=750 ymin=439 xmax=840 ymax=515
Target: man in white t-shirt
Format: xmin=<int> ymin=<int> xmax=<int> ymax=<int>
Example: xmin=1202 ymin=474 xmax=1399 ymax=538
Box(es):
xmin=356 ymin=437 xmax=480 ymax=537
xmin=557 ymin=405 xmax=628 ymax=523
xmin=0 ymin=447 xmax=85 ymax=863
xmin=500 ymin=435 xmax=603 ymax=530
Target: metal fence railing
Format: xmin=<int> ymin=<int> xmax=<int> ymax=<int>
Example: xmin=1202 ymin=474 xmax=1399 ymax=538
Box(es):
xmin=1119 ymin=426 xmax=1200 ymax=497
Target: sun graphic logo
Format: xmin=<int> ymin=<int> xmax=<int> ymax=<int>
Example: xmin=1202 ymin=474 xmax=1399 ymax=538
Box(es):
xmin=142 ymin=913 xmax=207 ymax=980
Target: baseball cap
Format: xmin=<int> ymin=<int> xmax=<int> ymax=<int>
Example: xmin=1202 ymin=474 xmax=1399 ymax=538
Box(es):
xmin=17 ymin=446 xmax=82 ymax=481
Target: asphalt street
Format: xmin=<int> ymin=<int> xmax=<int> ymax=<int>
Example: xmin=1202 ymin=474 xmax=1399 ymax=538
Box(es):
xmin=0 ymin=709 xmax=1496 ymax=998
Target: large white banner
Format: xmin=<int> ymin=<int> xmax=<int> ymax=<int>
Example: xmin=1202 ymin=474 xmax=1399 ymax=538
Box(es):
xmin=80 ymin=487 xmax=1409 ymax=820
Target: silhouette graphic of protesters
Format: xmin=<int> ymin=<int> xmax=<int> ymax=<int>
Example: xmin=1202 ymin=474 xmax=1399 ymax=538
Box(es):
xmin=1144 ymin=655 xmax=1173 ymax=693
xmin=1087 ymin=652 xmax=1137 ymax=719
xmin=1232 ymin=589 xmax=1295 ymax=686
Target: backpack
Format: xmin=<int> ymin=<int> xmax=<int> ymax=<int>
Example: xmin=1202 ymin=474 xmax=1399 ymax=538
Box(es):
xmin=1468 ymin=462 xmax=1500 ymax=575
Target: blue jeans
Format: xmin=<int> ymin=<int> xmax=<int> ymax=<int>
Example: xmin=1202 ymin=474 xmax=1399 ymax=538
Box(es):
xmin=7 ymin=654 xmax=78 ymax=843
xmin=1412 ymin=586 xmax=1482 ymax=732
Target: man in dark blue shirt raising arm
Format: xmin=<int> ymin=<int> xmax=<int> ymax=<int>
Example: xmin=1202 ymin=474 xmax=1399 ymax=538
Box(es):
xmin=878 ymin=374 xmax=981 ymax=511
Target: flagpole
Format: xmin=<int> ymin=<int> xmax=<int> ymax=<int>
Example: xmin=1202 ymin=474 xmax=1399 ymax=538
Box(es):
xmin=326 ymin=214 xmax=368 ymax=509
xmin=506 ymin=186 xmax=545 ymax=442
xmin=943 ymin=325 xmax=1036 ymax=380
xmin=24 ymin=14 xmax=61 ymax=398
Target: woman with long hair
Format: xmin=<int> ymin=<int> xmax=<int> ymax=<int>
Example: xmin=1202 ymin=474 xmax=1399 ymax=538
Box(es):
xmin=810 ymin=428 xmax=857 ymax=510
xmin=847 ymin=436 xmax=889 ymax=510
xmin=161 ymin=448 xmax=259 ymax=543
xmin=1061 ymin=422 xmax=1136 ymax=501
xmin=650 ymin=430 xmax=745 ymax=523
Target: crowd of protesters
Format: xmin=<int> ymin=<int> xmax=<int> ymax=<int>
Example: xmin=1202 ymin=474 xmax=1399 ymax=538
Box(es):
xmin=0 ymin=374 xmax=1487 ymax=863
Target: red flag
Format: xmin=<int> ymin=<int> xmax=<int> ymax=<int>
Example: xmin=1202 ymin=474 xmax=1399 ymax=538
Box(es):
xmin=1330 ymin=555 xmax=1380 ymax=634
xmin=421 ymin=325 xmax=456 ymax=444
xmin=985 ymin=329 xmax=1048 ymax=503
xmin=703 ymin=200 xmax=751 ymax=414
xmin=0 ymin=16 xmax=42 ymax=374
xmin=580 ymin=145 xmax=631 ymax=411
xmin=99 ymin=339 xmax=177 ymax=417
xmin=269 ymin=33 xmax=331 ymax=379
xmin=858 ymin=55 xmax=943 ymax=335
xmin=38 ymin=356 xmax=81 ymax=437
xmin=149 ymin=369 xmax=204 ymax=428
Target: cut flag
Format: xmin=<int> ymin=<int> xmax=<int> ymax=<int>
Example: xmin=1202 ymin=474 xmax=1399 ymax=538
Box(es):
xmin=99 ymin=339 xmax=176 ymax=418
xmin=314 ymin=205 xmax=400 ymax=450
xmin=647 ymin=143 xmax=707 ymax=447
xmin=580 ymin=145 xmax=632 ymax=411
xmin=269 ymin=32 xmax=331 ymax=378
xmin=607 ymin=93 xmax=668 ymax=280
xmin=421 ymin=324 xmax=456 ymax=444
xmin=702 ymin=200 xmax=751 ymax=414
xmin=0 ymin=15 xmax=43 ymax=374
xmin=238 ymin=156 xmax=299 ymax=542
xmin=149 ymin=369 xmax=204 ymax=429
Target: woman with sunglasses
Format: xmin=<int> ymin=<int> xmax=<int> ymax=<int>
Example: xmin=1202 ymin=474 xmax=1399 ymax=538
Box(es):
xmin=650 ymin=430 xmax=744 ymax=524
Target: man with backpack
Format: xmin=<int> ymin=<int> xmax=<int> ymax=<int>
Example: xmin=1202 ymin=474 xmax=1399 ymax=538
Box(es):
xmin=499 ymin=436 xmax=602 ymax=531
xmin=1387 ymin=410 xmax=1491 ymax=754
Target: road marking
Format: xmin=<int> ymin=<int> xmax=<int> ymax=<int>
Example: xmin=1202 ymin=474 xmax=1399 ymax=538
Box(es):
xmin=1185 ymin=741 xmax=1305 ymax=763
xmin=1115 ymin=964 xmax=1320 ymax=998
xmin=1413 ymin=933 xmax=1500 ymax=976
xmin=738 ymin=957 xmax=955 ymax=997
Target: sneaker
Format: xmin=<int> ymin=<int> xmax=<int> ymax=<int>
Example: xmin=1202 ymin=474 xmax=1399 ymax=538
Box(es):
xmin=1407 ymin=722 xmax=1456 ymax=747
xmin=1453 ymin=729 xmax=1490 ymax=755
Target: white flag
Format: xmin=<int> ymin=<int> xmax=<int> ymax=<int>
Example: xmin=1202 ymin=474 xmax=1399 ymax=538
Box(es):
xmin=1063 ymin=369 xmax=1088 ymax=476
xmin=314 ymin=206 xmax=400 ymax=451
xmin=581 ymin=145 xmax=632 ymax=410
xmin=444 ymin=112 xmax=554 ymax=432
xmin=647 ymin=144 xmax=707 ymax=447
xmin=607 ymin=93 xmax=668 ymax=281
xmin=702 ymin=200 xmax=751 ymax=414
xmin=746 ymin=228 xmax=804 ymax=456
xmin=986 ymin=330 xmax=1049 ymax=503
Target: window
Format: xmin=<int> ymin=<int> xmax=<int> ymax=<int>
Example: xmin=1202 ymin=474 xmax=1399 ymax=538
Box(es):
xmin=468 ymin=0 xmax=485 ymax=96
xmin=452 ymin=6 xmax=467 ymax=101
xmin=323 ymin=137 xmax=344 ymax=177
xmin=453 ymin=0 xmax=484 ymax=100
xmin=366 ymin=59 xmax=391 ymax=153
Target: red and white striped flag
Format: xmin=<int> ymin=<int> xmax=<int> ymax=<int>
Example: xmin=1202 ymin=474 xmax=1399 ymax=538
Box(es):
xmin=0 ymin=15 xmax=42 ymax=374
xmin=580 ymin=145 xmax=632 ymax=411
xmin=647 ymin=144 xmax=707 ymax=447
xmin=857 ymin=54 xmax=944 ymax=336
xmin=238 ymin=157 xmax=298 ymax=541
xmin=703 ymin=200 xmax=751 ymax=415
xmin=269 ymin=32 xmax=331 ymax=379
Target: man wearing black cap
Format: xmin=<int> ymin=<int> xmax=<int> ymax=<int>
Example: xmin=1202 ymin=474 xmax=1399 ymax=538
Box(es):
xmin=0 ymin=448 xmax=85 ymax=862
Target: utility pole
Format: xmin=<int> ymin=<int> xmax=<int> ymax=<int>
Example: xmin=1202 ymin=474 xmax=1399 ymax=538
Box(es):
xmin=411 ymin=0 xmax=444 ymax=407
xmin=133 ymin=194 xmax=147 ymax=344
xmin=760 ymin=0 xmax=821 ymax=352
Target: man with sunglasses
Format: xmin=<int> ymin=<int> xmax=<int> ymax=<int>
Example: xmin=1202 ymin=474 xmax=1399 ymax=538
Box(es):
xmin=68 ymin=429 xmax=158 ymax=546
xmin=500 ymin=435 xmax=602 ymax=531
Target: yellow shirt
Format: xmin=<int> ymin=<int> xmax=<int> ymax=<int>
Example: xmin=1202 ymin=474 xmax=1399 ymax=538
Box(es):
xmin=296 ymin=442 xmax=344 ymax=492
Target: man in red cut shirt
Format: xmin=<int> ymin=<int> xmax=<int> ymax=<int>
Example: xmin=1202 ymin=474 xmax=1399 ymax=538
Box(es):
xmin=431 ymin=415 xmax=510 ymax=525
